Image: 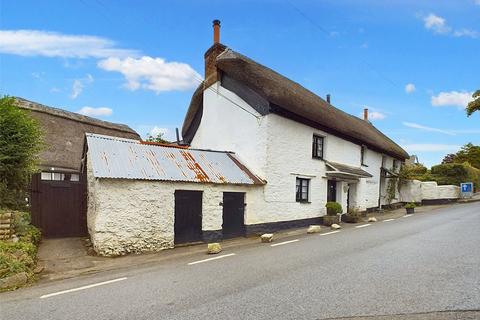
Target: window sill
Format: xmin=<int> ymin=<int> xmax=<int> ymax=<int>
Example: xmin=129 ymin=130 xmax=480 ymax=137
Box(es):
xmin=312 ymin=157 xmax=324 ymax=161
xmin=296 ymin=201 xmax=311 ymax=204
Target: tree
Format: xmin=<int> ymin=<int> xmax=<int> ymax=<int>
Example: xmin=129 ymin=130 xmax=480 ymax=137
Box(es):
xmin=441 ymin=143 xmax=480 ymax=169
xmin=466 ymin=90 xmax=480 ymax=116
xmin=0 ymin=96 xmax=43 ymax=209
xmin=146 ymin=132 xmax=169 ymax=144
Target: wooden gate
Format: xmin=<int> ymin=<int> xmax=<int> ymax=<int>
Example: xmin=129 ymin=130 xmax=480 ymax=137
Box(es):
xmin=30 ymin=172 xmax=87 ymax=238
xmin=222 ymin=192 xmax=245 ymax=239
xmin=174 ymin=190 xmax=203 ymax=245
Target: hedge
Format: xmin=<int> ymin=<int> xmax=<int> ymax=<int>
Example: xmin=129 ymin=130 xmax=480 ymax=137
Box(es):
xmin=413 ymin=163 xmax=480 ymax=191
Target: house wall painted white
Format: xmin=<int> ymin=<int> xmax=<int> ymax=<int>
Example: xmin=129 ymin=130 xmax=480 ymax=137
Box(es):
xmin=86 ymin=152 xmax=263 ymax=256
xmin=190 ymin=82 xmax=404 ymax=225
xmin=191 ymin=83 xmax=268 ymax=178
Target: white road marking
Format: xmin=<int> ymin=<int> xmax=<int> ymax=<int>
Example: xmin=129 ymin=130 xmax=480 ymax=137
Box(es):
xmin=403 ymin=214 xmax=413 ymax=218
xmin=40 ymin=277 xmax=127 ymax=299
xmin=355 ymin=224 xmax=371 ymax=228
xmin=270 ymin=239 xmax=299 ymax=247
xmin=320 ymin=230 xmax=340 ymax=236
xmin=188 ymin=253 xmax=236 ymax=265
xmin=383 ymin=218 xmax=395 ymax=222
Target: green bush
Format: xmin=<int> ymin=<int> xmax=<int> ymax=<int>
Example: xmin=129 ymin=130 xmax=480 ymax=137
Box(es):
xmin=409 ymin=163 xmax=480 ymax=191
xmin=11 ymin=211 xmax=41 ymax=245
xmin=325 ymin=202 xmax=342 ymax=216
xmin=0 ymin=241 xmax=37 ymax=259
xmin=405 ymin=202 xmax=416 ymax=209
xmin=0 ymin=251 xmax=31 ymax=278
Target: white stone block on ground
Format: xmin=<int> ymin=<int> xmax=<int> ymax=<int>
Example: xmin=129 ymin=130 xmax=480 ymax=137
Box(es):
xmin=368 ymin=217 xmax=377 ymax=222
xmin=207 ymin=243 xmax=222 ymax=254
xmin=307 ymin=225 xmax=321 ymax=233
xmin=261 ymin=233 xmax=274 ymax=243
xmin=331 ymin=224 xmax=341 ymax=230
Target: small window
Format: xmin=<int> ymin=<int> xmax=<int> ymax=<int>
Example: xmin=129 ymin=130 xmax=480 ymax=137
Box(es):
xmin=70 ymin=173 xmax=80 ymax=182
xmin=296 ymin=178 xmax=310 ymax=202
xmin=361 ymin=145 xmax=367 ymax=165
xmin=312 ymin=135 xmax=324 ymax=159
xmin=393 ymin=160 xmax=399 ymax=172
xmin=41 ymin=172 xmax=52 ymax=180
xmin=381 ymin=155 xmax=387 ymax=168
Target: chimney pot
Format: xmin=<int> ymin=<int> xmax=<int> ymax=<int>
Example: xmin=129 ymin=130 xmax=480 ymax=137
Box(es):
xmin=213 ymin=19 xmax=221 ymax=44
xmin=326 ymin=94 xmax=331 ymax=104
xmin=363 ymin=108 xmax=369 ymax=121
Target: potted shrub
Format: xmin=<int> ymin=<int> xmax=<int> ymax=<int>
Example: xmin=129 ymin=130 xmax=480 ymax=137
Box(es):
xmin=323 ymin=202 xmax=342 ymax=226
xmin=343 ymin=208 xmax=362 ymax=223
xmin=405 ymin=202 xmax=416 ymax=214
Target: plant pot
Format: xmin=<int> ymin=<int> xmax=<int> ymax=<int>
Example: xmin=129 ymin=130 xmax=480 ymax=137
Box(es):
xmin=406 ymin=207 xmax=415 ymax=214
xmin=323 ymin=215 xmax=339 ymax=226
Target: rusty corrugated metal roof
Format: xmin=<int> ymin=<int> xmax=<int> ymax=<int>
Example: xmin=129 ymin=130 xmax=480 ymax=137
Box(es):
xmin=85 ymin=133 xmax=264 ymax=185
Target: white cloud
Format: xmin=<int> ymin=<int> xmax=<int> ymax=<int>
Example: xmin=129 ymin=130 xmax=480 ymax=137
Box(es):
xmin=423 ymin=14 xmax=451 ymax=34
xmin=422 ymin=14 xmax=478 ymax=38
xmin=453 ymin=28 xmax=479 ymax=38
xmin=368 ymin=111 xmax=386 ymax=120
xmin=405 ymin=83 xmax=416 ymax=94
xmin=0 ymin=30 xmax=137 ymax=58
xmin=98 ymin=56 xmax=201 ymax=93
xmin=402 ymin=122 xmax=455 ymax=135
xmin=475 ymin=0 xmax=480 ymax=5
xmin=70 ymin=74 xmax=94 ymax=99
xmin=149 ymin=126 xmax=169 ymax=138
xmin=77 ymin=106 xmax=113 ymax=117
xmin=402 ymin=144 xmax=460 ymax=152
xmin=431 ymin=91 xmax=473 ymax=108
xmin=50 ymin=87 xmax=61 ymax=93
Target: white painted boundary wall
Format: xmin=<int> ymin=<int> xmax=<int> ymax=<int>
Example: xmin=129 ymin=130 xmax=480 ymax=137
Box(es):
xmin=400 ymin=180 xmax=460 ymax=203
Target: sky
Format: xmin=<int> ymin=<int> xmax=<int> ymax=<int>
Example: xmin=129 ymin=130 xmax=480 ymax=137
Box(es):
xmin=0 ymin=0 xmax=479 ymax=168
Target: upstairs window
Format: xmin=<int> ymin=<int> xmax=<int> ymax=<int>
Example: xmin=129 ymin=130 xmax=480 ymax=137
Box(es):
xmin=296 ymin=178 xmax=310 ymax=202
xmin=312 ymin=135 xmax=324 ymax=159
xmin=393 ymin=160 xmax=399 ymax=172
xmin=361 ymin=145 xmax=367 ymax=165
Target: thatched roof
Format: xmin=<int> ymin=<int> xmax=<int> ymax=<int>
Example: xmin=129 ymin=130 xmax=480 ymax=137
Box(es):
xmin=15 ymin=97 xmax=140 ymax=171
xmin=182 ymin=45 xmax=409 ymax=160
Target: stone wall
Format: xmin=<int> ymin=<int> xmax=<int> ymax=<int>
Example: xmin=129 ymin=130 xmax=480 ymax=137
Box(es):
xmin=0 ymin=212 xmax=14 ymax=240
xmin=400 ymin=180 xmax=460 ymax=203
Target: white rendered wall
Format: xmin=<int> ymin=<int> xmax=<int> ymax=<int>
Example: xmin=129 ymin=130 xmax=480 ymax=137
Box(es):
xmin=190 ymin=82 xmax=268 ymax=178
xmin=400 ymin=180 xmax=460 ymax=202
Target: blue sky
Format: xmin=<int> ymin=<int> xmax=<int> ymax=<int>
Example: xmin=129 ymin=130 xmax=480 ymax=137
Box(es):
xmin=0 ymin=0 xmax=479 ymax=167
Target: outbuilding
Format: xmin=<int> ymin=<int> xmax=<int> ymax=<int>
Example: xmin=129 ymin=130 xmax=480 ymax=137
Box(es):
xmin=84 ymin=133 xmax=264 ymax=256
xmin=15 ymin=98 xmax=140 ymax=237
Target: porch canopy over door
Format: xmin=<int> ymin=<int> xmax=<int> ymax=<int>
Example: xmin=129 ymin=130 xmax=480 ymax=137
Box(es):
xmin=325 ymin=161 xmax=373 ymax=181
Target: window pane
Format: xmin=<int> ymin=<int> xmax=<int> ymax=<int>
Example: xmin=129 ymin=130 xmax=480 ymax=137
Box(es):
xmin=41 ymin=172 xmax=52 ymax=180
xmin=52 ymin=173 xmax=64 ymax=181
xmin=70 ymin=174 xmax=80 ymax=181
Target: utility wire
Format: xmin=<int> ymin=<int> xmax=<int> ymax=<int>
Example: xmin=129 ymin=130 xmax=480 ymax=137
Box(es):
xmin=287 ymin=1 xmax=400 ymax=89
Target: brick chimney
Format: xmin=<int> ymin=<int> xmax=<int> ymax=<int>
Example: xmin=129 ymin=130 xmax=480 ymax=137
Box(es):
xmin=204 ymin=19 xmax=226 ymax=88
xmin=363 ymin=108 xmax=369 ymax=121
xmin=326 ymin=94 xmax=331 ymax=104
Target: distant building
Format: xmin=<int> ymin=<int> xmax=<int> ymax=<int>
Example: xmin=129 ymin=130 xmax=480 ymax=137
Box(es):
xmin=15 ymin=98 xmax=139 ymax=237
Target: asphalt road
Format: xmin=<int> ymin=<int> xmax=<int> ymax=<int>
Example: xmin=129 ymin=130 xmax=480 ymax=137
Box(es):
xmin=2 ymin=202 xmax=480 ymax=320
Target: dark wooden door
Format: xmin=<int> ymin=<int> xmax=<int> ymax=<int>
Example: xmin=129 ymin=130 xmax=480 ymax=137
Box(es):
xmin=327 ymin=180 xmax=337 ymax=202
xmin=30 ymin=173 xmax=87 ymax=238
xmin=222 ymin=192 xmax=245 ymax=239
xmin=174 ymin=190 xmax=203 ymax=245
